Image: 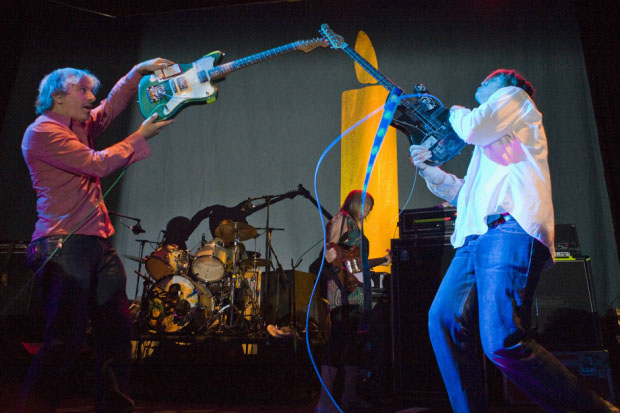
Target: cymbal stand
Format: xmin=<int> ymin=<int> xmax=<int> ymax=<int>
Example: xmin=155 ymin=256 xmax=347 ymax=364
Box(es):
xmin=131 ymin=239 xmax=152 ymax=330
xmin=289 ymin=258 xmax=300 ymax=352
xmin=133 ymin=239 xmax=149 ymax=301
xmin=265 ymin=234 xmax=285 ymax=329
xmin=229 ymin=223 xmax=241 ymax=330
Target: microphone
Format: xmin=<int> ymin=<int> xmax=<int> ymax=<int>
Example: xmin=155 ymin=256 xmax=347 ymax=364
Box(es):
xmin=130 ymin=222 xmax=146 ymax=234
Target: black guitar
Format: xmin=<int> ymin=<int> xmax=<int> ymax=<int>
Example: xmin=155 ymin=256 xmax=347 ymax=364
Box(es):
xmin=320 ymin=24 xmax=467 ymax=166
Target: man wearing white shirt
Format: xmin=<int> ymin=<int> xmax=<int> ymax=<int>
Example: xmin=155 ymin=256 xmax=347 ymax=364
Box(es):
xmin=410 ymin=69 xmax=618 ymax=412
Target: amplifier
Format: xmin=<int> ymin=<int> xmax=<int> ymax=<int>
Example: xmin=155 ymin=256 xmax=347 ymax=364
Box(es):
xmin=555 ymin=223 xmax=581 ymax=256
xmin=532 ymin=256 xmax=602 ymax=350
xmin=503 ymin=350 xmax=616 ymax=404
xmin=398 ymin=205 xmax=456 ymax=241
xmin=0 ymin=240 xmax=42 ymax=317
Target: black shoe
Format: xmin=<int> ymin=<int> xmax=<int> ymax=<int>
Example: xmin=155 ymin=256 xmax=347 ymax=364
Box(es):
xmin=102 ymin=389 xmax=135 ymax=413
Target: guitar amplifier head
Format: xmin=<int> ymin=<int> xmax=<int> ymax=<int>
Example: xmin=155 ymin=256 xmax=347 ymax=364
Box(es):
xmin=398 ymin=205 xmax=456 ymax=241
xmin=555 ymin=223 xmax=581 ymax=256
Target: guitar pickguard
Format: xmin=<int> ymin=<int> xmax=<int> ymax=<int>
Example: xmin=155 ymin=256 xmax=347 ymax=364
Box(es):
xmin=138 ymin=53 xmax=220 ymax=119
xmin=137 ymin=37 xmax=327 ymax=121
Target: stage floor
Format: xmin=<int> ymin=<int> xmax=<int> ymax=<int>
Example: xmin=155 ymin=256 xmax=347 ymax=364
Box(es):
xmin=0 ymin=317 xmax=576 ymax=412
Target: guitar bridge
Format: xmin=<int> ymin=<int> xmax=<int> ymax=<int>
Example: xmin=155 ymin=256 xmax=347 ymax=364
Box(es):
xmin=146 ymin=85 xmax=166 ymax=103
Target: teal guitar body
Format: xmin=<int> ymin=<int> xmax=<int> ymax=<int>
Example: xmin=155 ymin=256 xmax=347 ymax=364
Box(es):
xmin=138 ymin=51 xmax=223 ymax=120
xmin=138 ymin=38 xmax=327 ymax=121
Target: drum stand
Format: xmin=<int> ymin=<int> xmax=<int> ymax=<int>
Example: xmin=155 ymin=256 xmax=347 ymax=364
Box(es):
xmin=260 ymin=196 xmax=286 ymax=335
xmin=228 ymin=227 xmax=241 ymax=330
xmin=133 ymin=239 xmax=150 ymax=301
xmin=226 ymin=224 xmax=258 ymax=334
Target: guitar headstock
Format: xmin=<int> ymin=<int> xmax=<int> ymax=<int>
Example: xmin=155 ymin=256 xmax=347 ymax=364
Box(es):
xmin=295 ymin=37 xmax=329 ymax=53
xmin=319 ymin=23 xmax=347 ymax=50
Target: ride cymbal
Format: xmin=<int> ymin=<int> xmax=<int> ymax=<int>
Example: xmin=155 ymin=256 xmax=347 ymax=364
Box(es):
xmin=215 ymin=221 xmax=258 ymax=242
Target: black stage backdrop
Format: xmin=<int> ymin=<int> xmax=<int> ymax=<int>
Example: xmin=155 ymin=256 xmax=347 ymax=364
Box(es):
xmin=1 ymin=0 xmax=619 ymax=312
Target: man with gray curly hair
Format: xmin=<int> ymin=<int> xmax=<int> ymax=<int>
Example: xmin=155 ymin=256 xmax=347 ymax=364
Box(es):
xmin=19 ymin=58 xmax=174 ymax=413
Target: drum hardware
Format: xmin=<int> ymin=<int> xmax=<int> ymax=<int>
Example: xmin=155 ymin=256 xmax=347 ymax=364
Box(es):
xmin=239 ymin=258 xmax=271 ymax=271
xmin=124 ymin=254 xmax=147 ymax=264
xmin=134 ymin=270 xmax=153 ymax=284
xmin=245 ymin=250 xmax=261 ymax=259
xmin=226 ymin=225 xmax=245 ymax=330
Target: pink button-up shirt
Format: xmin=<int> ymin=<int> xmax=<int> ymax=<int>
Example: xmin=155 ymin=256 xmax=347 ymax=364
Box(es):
xmin=22 ymin=68 xmax=151 ymax=241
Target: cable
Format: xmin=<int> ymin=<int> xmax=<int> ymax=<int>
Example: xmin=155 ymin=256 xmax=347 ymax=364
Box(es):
xmin=305 ymin=91 xmax=436 ymax=410
xmin=0 ymin=169 xmax=128 ymax=319
xmin=391 ymin=167 xmax=418 ymax=239
xmin=306 ymin=103 xmax=386 ymax=413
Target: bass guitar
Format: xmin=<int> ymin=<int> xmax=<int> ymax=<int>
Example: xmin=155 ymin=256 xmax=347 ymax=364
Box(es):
xmin=319 ymin=24 xmax=467 ymax=166
xmin=327 ymin=242 xmax=388 ymax=293
xmin=327 ymin=242 xmax=388 ymax=275
xmin=138 ymin=38 xmax=327 ymax=121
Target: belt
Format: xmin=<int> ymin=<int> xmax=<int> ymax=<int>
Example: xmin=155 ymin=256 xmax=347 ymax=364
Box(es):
xmin=487 ymin=213 xmax=512 ymax=227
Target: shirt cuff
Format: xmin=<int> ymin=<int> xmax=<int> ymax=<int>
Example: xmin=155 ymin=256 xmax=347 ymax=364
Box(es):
xmin=124 ymin=67 xmax=143 ymax=90
xmin=125 ymin=132 xmax=151 ymax=161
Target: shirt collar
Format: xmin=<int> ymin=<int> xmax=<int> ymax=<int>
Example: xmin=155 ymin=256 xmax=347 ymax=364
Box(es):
xmin=42 ymin=111 xmax=73 ymax=128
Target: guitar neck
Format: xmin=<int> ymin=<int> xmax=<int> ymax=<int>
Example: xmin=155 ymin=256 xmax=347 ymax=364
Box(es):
xmin=340 ymin=44 xmax=397 ymax=93
xmin=209 ymin=42 xmax=299 ymax=80
xmin=367 ymin=257 xmax=387 ymax=268
xmin=340 ymin=43 xmax=427 ymax=131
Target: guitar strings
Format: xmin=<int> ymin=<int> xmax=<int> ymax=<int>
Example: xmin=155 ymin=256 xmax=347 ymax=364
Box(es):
xmin=146 ymin=39 xmax=320 ymax=100
xmin=341 ymin=46 xmax=444 ymax=130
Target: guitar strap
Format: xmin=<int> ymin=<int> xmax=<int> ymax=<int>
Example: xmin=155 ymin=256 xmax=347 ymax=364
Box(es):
xmin=359 ymin=86 xmax=403 ymax=333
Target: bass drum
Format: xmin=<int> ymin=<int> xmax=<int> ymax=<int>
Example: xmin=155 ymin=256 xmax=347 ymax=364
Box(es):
xmin=146 ymin=274 xmax=214 ymax=333
xmin=145 ymin=244 xmax=190 ymax=280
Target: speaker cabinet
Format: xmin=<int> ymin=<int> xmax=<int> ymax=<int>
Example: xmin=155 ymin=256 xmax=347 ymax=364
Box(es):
xmin=532 ymin=257 xmax=602 ymax=350
xmin=261 ymin=270 xmax=326 ymax=329
xmin=0 ymin=241 xmax=41 ymax=317
xmin=390 ymin=238 xmax=455 ymax=402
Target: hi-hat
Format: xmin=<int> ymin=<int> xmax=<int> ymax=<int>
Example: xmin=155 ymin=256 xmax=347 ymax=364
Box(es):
xmin=239 ymin=258 xmax=271 ymax=269
xmin=215 ymin=221 xmax=258 ymax=242
xmin=124 ymin=254 xmax=146 ymax=263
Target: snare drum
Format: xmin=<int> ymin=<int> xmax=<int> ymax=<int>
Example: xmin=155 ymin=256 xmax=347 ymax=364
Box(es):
xmin=145 ymin=244 xmax=190 ymax=280
xmin=146 ymin=274 xmax=214 ymax=333
xmin=192 ymin=241 xmax=228 ymax=283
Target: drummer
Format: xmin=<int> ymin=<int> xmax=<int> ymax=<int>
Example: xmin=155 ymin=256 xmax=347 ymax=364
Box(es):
xmin=161 ymin=216 xmax=194 ymax=250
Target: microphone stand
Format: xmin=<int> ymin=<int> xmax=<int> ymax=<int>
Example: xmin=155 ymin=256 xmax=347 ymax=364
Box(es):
xmin=108 ymin=210 xmax=145 ymax=235
xmin=133 ymin=239 xmax=150 ymax=301
xmin=289 ymin=257 xmax=303 ymax=353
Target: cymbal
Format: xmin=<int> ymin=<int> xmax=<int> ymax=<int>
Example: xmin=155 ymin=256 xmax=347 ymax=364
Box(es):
xmin=215 ymin=221 xmax=258 ymax=242
xmin=124 ymin=254 xmax=146 ymax=263
xmin=239 ymin=258 xmax=271 ymax=268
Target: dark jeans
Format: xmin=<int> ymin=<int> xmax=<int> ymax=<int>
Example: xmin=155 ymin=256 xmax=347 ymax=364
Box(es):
xmin=324 ymin=305 xmax=362 ymax=367
xmin=428 ymin=219 xmax=606 ymax=413
xmin=19 ymin=235 xmax=132 ymax=412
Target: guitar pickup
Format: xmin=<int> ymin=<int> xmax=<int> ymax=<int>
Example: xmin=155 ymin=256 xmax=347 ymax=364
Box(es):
xmin=176 ymin=76 xmax=189 ymax=91
xmin=197 ymin=70 xmax=208 ymax=83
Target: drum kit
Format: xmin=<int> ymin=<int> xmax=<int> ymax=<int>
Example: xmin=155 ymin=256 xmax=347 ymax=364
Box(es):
xmin=129 ymin=221 xmax=272 ymax=336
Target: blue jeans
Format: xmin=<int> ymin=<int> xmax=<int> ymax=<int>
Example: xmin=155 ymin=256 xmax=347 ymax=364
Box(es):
xmin=428 ymin=219 xmax=605 ymax=413
xmin=20 ymin=235 xmax=132 ymax=412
